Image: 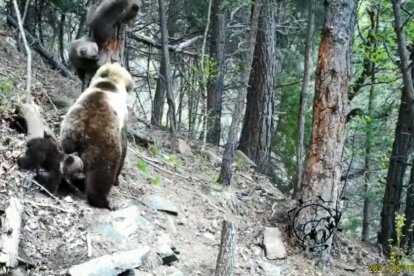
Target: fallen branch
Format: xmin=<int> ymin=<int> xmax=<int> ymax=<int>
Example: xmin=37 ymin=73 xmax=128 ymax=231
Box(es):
xmin=0 ymin=197 xmax=24 ymax=273
xmin=6 ymin=14 xmax=74 ymax=79
xmin=16 ymin=103 xmax=44 ymax=141
xmin=17 ymin=172 xmax=61 ymax=202
xmin=24 ymin=199 xmax=73 ymax=213
xmin=214 ymin=220 xmax=237 ymax=276
xmin=130 ymin=148 xmax=193 ymax=180
xmin=129 ymin=32 xmax=199 ymax=57
xmin=67 ymin=247 xmax=150 ymax=276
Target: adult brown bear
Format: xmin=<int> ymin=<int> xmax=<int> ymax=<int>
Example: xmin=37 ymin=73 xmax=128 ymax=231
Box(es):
xmin=60 ymin=63 xmax=133 ymax=209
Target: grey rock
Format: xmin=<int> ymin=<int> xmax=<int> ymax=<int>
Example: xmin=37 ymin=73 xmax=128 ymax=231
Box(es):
xmin=142 ymin=195 xmax=179 ymax=215
xmin=91 ymin=205 xmax=153 ymax=242
xmin=263 ymin=227 xmax=287 ymax=260
xmin=257 ymin=260 xmax=281 ymax=276
xmin=155 ymin=233 xmax=174 ymax=258
xmin=176 ymin=139 xmax=193 ymax=156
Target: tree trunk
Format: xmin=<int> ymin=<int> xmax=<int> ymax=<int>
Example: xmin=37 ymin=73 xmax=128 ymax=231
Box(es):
xmin=378 ymin=0 xmax=414 ymax=254
xmin=151 ymin=0 xmax=179 ymax=126
xmin=238 ymin=0 xmax=278 ymax=173
xmin=206 ymin=0 xmax=225 ymax=146
xmin=214 ymin=220 xmax=237 ymax=276
xmin=217 ymin=0 xmax=260 ymax=186
xmin=298 ymin=0 xmax=357 ymax=267
xmin=58 ymin=12 xmax=65 ymax=64
xmin=292 ymin=0 xmax=314 ymax=199
xmin=158 ymin=0 xmax=177 ymax=137
xmin=361 ymin=7 xmax=379 ymax=243
xmin=403 ymin=43 xmax=414 ymax=255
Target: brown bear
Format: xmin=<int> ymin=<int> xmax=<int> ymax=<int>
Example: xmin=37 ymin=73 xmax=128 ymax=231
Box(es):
xmin=68 ymin=35 xmax=101 ymax=90
xmin=60 ymin=62 xmax=133 ymax=209
xmin=87 ymin=0 xmax=141 ymax=47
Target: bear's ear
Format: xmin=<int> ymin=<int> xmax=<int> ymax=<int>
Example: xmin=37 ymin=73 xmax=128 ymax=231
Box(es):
xmin=65 ymin=155 xmax=75 ymax=165
xmin=99 ymin=68 xmax=110 ymax=78
xmin=126 ymin=79 xmax=134 ymax=92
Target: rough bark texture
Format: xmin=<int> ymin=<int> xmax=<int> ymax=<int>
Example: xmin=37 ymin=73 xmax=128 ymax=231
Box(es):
xmin=378 ymin=0 xmax=414 ymax=253
xmin=403 ymin=46 xmax=414 ymax=254
xmin=218 ymin=0 xmax=260 ymax=186
xmin=403 ymin=158 xmax=414 ymax=253
xmin=158 ymin=0 xmax=177 ymax=137
xmin=206 ymin=0 xmax=225 ymax=145
xmin=293 ymin=0 xmax=314 ymax=198
xmin=238 ymin=0 xmax=277 ymax=173
xmin=298 ymin=0 xmax=357 ymax=266
xmin=151 ymin=0 xmax=179 ymax=126
xmin=214 ymin=221 xmax=237 ymax=276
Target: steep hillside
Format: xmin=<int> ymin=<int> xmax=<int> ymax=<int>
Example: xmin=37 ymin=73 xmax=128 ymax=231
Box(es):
xmin=0 ymin=28 xmax=383 ymax=276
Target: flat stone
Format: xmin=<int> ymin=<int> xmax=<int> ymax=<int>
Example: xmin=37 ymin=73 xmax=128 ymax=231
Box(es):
xmin=263 ymin=227 xmax=287 ymax=260
xmin=91 ymin=205 xmax=153 ymax=242
xmin=155 ymin=233 xmax=174 ymax=258
xmin=257 ymin=260 xmax=281 ymax=276
xmin=234 ymin=150 xmax=257 ymax=168
xmin=142 ymin=195 xmax=179 ymax=215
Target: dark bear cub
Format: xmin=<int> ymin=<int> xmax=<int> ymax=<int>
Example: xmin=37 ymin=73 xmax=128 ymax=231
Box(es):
xmin=18 ymin=137 xmax=86 ymax=194
xmin=17 ymin=137 xmax=62 ymax=194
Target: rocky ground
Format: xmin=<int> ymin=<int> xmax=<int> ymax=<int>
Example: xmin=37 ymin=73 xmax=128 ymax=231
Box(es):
xmin=0 ymin=27 xmax=386 ymax=276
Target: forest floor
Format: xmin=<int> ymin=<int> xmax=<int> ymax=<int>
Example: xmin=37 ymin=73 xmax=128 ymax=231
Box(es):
xmin=0 ymin=28 xmax=386 ymax=276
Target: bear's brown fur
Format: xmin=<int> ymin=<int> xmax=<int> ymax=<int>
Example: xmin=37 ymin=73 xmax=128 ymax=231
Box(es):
xmin=68 ymin=35 xmax=101 ymax=90
xmin=60 ymin=63 xmax=133 ymax=209
xmin=87 ymin=0 xmax=140 ymax=46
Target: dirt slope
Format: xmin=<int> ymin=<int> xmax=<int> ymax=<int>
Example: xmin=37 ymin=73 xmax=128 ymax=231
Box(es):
xmin=0 ymin=28 xmax=383 ymax=276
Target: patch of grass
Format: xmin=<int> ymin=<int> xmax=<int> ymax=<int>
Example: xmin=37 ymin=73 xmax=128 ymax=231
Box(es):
xmin=136 ymin=158 xmax=149 ymax=174
xmin=150 ymin=176 xmax=162 ymax=186
xmin=0 ymin=78 xmax=13 ymax=106
xmin=148 ymin=144 xmax=160 ymax=156
xmin=165 ymin=154 xmax=182 ymax=169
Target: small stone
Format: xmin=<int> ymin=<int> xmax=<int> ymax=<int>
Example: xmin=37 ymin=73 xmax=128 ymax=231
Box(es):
xmin=142 ymin=195 xmax=179 ymax=215
xmin=257 ymin=260 xmax=281 ymax=276
xmin=64 ymin=196 xmax=74 ymax=202
xmin=263 ymin=227 xmax=287 ymax=260
xmin=202 ymin=232 xmax=215 ymax=241
xmin=166 ymin=266 xmax=184 ymax=276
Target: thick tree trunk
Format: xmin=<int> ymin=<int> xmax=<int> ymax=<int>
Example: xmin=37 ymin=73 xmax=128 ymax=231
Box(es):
xmin=214 ymin=221 xmax=237 ymax=276
xmin=403 ymin=45 xmax=414 ymax=255
xmin=378 ymin=0 xmax=414 ymax=254
xmin=238 ymin=0 xmax=278 ymax=173
xmin=292 ymin=0 xmax=314 ymax=199
xmin=402 ymin=159 xmax=414 ymax=254
xmin=206 ymin=0 xmax=225 ymax=145
xmin=298 ymin=0 xmax=357 ymax=267
xmin=158 ymin=0 xmax=177 ymax=137
xmin=151 ymin=0 xmax=179 ymax=126
xmin=218 ymin=0 xmax=260 ymax=185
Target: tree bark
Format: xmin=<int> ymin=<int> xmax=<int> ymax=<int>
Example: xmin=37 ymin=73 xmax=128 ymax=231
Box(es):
xmin=206 ymin=0 xmax=225 ymax=145
xmin=214 ymin=220 xmax=237 ymax=276
xmin=378 ymin=0 xmax=414 ymax=254
xmin=58 ymin=12 xmax=66 ymax=64
xmin=238 ymin=0 xmax=278 ymax=173
xmin=298 ymin=0 xmax=357 ymax=267
xmin=158 ymin=0 xmax=177 ymax=137
xmin=218 ymin=0 xmax=260 ymax=186
xmin=403 ymin=44 xmax=414 ymax=255
xmin=361 ymin=7 xmax=379 ymax=243
xmin=292 ymin=0 xmax=315 ymax=199
xmin=151 ymin=0 xmax=179 ymax=126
